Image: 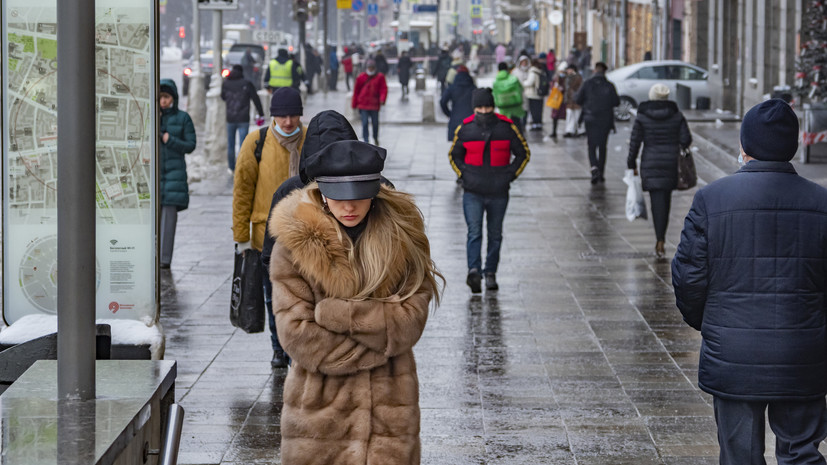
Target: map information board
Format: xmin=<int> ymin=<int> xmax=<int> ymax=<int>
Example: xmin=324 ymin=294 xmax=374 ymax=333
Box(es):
xmin=2 ymin=0 xmax=156 ymax=324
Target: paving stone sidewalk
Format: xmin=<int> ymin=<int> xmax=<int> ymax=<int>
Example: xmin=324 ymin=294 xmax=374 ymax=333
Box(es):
xmin=163 ymin=80 xmax=827 ymax=464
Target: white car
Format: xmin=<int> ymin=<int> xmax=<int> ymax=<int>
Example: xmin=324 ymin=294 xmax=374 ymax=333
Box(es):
xmin=606 ymin=60 xmax=709 ymax=121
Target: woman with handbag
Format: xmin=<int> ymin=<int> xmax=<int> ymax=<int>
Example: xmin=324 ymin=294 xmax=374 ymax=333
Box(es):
xmin=267 ymin=139 xmax=444 ymax=465
xmin=627 ymin=83 xmax=692 ymax=258
xmin=548 ymin=72 xmax=567 ymax=139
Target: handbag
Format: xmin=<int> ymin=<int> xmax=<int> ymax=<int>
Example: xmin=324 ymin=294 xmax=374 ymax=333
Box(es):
xmin=676 ymin=147 xmax=698 ymax=190
xmin=546 ymin=85 xmax=563 ymax=109
xmin=230 ymin=245 xmax=265 ymax=333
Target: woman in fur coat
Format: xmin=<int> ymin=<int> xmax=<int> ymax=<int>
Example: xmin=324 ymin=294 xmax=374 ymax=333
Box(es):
xmin=268 ymin=138 xmax=443 ymax=465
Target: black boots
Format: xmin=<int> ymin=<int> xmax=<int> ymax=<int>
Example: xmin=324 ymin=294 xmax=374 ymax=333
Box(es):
xmin=484 ymin=273 xmax=498 ymax=291
xmin=466 ymin=269 xmax=482 ymax=293
xmin=271 ymin=349 xmax=289 ymax=369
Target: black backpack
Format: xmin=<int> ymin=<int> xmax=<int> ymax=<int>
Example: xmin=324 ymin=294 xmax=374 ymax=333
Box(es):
xmin=253 ymin=126 xmax=268 ymax=163
xmin=537 ymin=71 xmax=550 ymax=97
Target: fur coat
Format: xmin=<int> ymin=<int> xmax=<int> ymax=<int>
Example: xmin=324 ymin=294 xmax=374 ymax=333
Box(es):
xmin=268 ymin=186 xmax=432 ymax=465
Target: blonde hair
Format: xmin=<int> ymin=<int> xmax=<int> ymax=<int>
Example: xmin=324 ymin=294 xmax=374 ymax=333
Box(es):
xmin=310 ymin=185 xmax=444 ymax=306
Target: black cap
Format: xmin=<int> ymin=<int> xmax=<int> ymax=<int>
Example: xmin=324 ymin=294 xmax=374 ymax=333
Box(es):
xmin=472 ymin=88 xmax=495 ymax=108
xmin=305 ymin=140 xmax=386 ymax=200
xmin=298 ymin=110 xmax=358 ymax=183
xmin=740 ymin=99 xmax=799 ymax=162
xmin=270 ymin=87 xmax=303 ymax=117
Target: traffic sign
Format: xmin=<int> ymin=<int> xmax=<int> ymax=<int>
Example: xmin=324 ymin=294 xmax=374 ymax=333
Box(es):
xmin=368 ymin=15 xmax=378 ymax=27
xmin=548 ymin=10 xmax=563 ymax=25
xmin=337 ymin=0 xmax=351 ymax=9
xmin=197 ymin=0 xmax=239 ymax=10
xmin=367 ymin=3 xmax=378 ymax=15
xmin=352 ymin=0 xmax=363 ymax=11
xmin=412 ymin=4 xmax=437 ymax=12
xmin=393 ymin=0 xmax=402 ymax=3
xmin=529 ymin=20 xmax=539 ymax=31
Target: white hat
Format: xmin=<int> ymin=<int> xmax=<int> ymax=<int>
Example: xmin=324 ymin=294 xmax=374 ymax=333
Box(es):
xmin=649 ymin=83 xmax=670 ymax=101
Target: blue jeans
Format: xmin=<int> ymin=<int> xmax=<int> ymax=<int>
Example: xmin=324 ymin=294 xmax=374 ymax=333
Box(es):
xmin=359 ymin=109 xmax=379 ymax=142
xmin=227 ymin=122 xmax=250 ymax=171
xmin=462 ymin=191 xmax=509 ymax=274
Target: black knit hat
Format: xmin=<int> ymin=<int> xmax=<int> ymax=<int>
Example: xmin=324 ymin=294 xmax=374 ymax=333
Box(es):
xmin=740 ymin=99 xmax=799 ymax=162
xmin=472 ymin=88 xmax=495 ymax=108
xmin=305 ymin=140 xmax=386 ymax=200
xmin=270 ymin=87 xmax=303 ymax=117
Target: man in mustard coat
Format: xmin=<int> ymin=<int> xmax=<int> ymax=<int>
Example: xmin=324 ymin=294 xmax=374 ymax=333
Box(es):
xmin=233 ymin=87 xmax=306 ymax=368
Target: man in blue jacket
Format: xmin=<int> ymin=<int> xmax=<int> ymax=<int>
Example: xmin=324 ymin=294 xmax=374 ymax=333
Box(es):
xmin=672 ymin=98 xmax=827 ymax=465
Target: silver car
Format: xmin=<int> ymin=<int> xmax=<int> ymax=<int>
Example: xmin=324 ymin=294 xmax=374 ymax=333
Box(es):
xmin=606 ymin=60 xmax=709 ymax=121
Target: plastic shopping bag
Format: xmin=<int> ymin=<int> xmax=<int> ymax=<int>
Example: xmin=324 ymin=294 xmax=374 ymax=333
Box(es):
xmin=230 ymin=245 xmax=265 ymax=333
xmin=623 ymin=169 xmax=648 ymax=222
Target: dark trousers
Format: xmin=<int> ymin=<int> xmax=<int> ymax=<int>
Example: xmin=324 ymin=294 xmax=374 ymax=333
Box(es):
xmin=226 ymin=122 xmax=250 ymax=172
xmin=648 ymin=189 xmax=672 ymax=241
xmin=262 ymin=276 xmax=285 ymax=353
xmin=528 ymin=98 xmax=544 ymax=126
xmin=359 ymin=109 xmax=380 ymax=142
xmin=160 ymin=205 xmax=177 ymax=267
xmin=713 ymin=396 xmax=827 ymax=465
xmin=345 ymin=71 xmax=352 ymax=90
xmin=329 ymin=68 xmax=338 ymax=90
xmin=585 ymin=122 xmax=611 ymax=176
xmin=463 ymin=191 xmax=509 ymax=274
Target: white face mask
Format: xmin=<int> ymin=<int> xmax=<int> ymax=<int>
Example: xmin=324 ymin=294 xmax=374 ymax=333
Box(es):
xmin=367 ymin=68 xmax=376 ymax=76
xmin=738 ymin=153 xmax=746 ymax=167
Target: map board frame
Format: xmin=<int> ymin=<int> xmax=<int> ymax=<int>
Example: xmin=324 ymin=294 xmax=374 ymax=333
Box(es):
xmin=1 ymin=0 xmax=159 ymax=325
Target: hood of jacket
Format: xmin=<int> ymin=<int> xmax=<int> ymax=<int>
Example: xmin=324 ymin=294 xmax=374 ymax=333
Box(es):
xmin=638 ymin=100 xmax=679 ymax=120
xmin=452 ymin=71 xmax=475 ymax=88
xmin=159 ymin=78 xmax=179 ymax=112
xmin=298 ymin=110 xmax=358 ymax=183
xmin=495 ymin=70 xmax=512 ymax=81
xmin=270 ymin=186 xmax=420 ymax=299
xmin=226 ymin=67 xmax=243 ymax=80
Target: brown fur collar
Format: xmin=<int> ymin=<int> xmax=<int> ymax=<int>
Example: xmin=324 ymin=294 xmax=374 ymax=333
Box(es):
xmin=269 ymin=186 xmax=417 ymax=299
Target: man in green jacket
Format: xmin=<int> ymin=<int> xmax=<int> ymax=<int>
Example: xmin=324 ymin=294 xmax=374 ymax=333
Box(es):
xmin=492 ymin=62 xmax=526 ymax=134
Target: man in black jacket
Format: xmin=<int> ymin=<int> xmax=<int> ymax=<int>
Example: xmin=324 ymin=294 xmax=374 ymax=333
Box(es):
xmin=449 ymin=88 xmax=530 ymax=293
xmin=672 ymin=99 xmax=827 ymax=465
xmin=221 ymin=64 xmax=265 ymax=172
xmin=575 ymin=62 xmax=619 ymax=184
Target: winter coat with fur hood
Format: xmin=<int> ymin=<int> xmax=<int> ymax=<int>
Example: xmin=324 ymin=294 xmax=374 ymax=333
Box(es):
xmin=268 ymin=186 xmax=433 ymax=465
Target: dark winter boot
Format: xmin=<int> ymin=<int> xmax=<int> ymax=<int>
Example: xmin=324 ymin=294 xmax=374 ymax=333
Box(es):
xmin=484 ymin=273 xmax=498 ymax=291
xmin=271 ymin=349 xmax=289 ymax=369
xmin=466 ymin=269 xmax=482 ymax=293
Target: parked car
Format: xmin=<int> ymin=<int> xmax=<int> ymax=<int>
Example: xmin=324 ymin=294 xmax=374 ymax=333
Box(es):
xmin=606 ymin=60 xmax=709 ymax=121
xmin=181 ymin=54 xmax=229 ymax=96
xmin=224 ymin=50 xmax=264 ymax=89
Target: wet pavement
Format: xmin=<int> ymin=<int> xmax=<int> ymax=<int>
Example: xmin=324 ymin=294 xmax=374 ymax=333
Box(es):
xmin=162 ymin=78 xmax=827 ymax=464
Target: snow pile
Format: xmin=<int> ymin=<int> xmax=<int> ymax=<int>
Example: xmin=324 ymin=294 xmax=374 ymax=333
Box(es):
xmin=161 ymin=46 xmax=183 ymax=63
xmin=0 ymin=314 xmax=165 ymax=360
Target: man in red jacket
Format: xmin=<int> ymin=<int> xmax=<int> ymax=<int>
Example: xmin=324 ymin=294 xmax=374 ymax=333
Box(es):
xmin=351 ymin=59 xmax=388 ymax=145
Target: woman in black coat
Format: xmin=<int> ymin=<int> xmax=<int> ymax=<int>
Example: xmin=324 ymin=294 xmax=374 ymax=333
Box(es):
xmin=397 ymin=51 xmax=413 ymax=98
xmin=627 ymin=83 xmax=692 ymax=258
xmin=439 ymin=66 xmax=476 ymax=141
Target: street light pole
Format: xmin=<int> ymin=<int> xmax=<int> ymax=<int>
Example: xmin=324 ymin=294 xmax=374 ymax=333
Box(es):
xmin=57 ymin=0 xmax=96 ymax=401
xmin=323 ymin=0 xmax=329 ymax=94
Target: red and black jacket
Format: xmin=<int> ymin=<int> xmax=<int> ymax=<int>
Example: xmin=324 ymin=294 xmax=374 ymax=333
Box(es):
xmin=449 ymin=113 xmax=530 ymax=196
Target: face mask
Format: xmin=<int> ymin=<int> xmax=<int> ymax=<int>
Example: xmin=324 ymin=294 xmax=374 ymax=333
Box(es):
xmin=367 ymin=68 xmax=376 ymax=76
xmin=738 ymin=153 xmax=746 ymax=167
xmin=475 ymin=112 xmax=496 ymax=125
xmin=275 ymin=123 xmax=301 ymax=137
xmin=520 ymin=64 xmax=529 ymax=71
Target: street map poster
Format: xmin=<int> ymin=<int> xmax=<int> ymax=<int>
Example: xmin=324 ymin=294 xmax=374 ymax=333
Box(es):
xmin=2 ymin=0 xmax=157 ymax=324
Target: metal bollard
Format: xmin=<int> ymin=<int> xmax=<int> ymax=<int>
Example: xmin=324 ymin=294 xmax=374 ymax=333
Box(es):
xmin=155 ymin=403 xmax=185 ymax=465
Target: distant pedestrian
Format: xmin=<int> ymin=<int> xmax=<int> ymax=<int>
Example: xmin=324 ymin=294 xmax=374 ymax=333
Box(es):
xmin=158 ymin=79 xmax=196 ymax=269
xmin=449 ymin=88 xmax=530 ymax=293
xmin=374 ymin=49 xmax=389 ymax=75
xmin=328 ymin=46 xmax=339 ymax=90
xmin=342 ymin=52 xmax=354 ymax=91
xmin=562 ymin=64 xmax=583 ymax=138
xmin=546 ymin=48 xmax=556 ymax=79
xmin=434 ymin=49 xmax=452 ymax=92
xmin=575 ymin=62 xmax=619 ymax=184
xmin=672 ymin=98 xmax=827 ymax=465
xmin=352 ymin=59 xmax=388 ymax=145
xmin=397 ymin=50 xmax=413 ymax=98
xmin=444 ymin=48 xmax=464 ymax=87
xmin=549 ymin=72 xmax=566 ymax=139
xmin=495 ymin=43 xmax=506 ymax=65
xmin=305 ymin=48 xmax=322 ymax=94
xmin=578 ymin=46 xmax=592 ymax=79
xmin=265 ymin=48 xmax=302 ymax=93
xmin=492 ymin=62 xmax=526 ymax=134
xmin=510 ymin=55 xmax=531 ymax=130
xmin=269 ymin=138 xmax=443 ymax=465
xmin=440 ymin=65 xmax=476 ymax=141
xmin=221 ymin=64 xmax=265 ymax=172
xmin=627 ymin=83 xmax=692 ymax=257
xmin=566 ymin=47 xmax=579 ymax=69
xmin=241 ymin=48 xmax=256 ymax=85
xmin=523 ymin=58 xmax=548 ymax=131
xmin=233 ymin=87 xmax=306 ymax=369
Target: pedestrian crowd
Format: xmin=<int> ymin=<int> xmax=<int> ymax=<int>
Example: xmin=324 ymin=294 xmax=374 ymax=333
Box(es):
xmin=160 ymin=39 xmax=827 ymax=465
